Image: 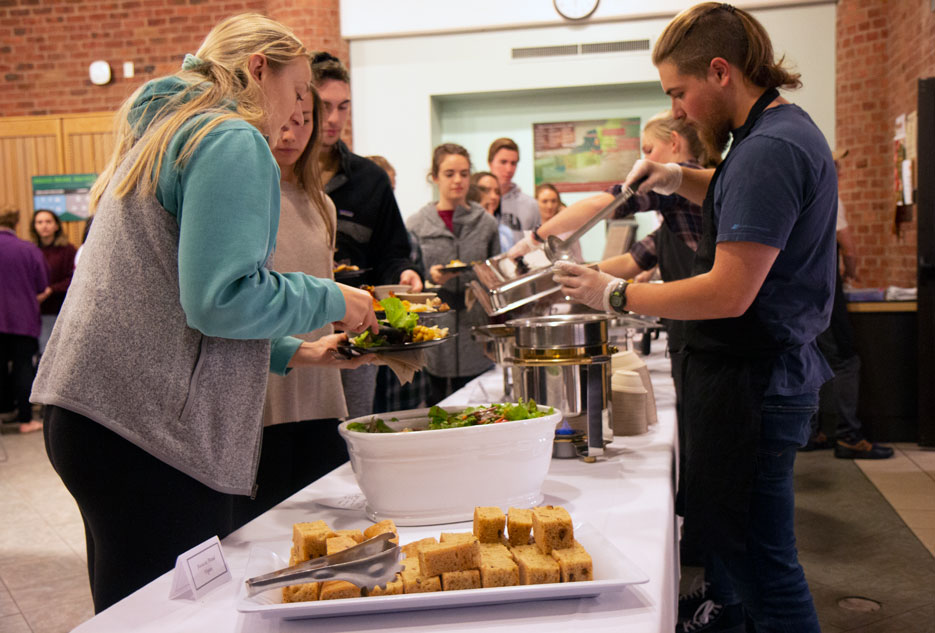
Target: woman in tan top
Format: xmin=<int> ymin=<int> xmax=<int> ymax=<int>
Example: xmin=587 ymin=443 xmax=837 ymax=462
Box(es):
xmin=231 ymin=79 xmax=372 ymax=527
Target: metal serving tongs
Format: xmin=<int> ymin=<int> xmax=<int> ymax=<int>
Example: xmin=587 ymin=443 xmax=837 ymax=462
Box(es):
xmin=543 ymin=175 xmax=648 ymax=263
xmin=244 ymin=532 xmax=403 ymax=597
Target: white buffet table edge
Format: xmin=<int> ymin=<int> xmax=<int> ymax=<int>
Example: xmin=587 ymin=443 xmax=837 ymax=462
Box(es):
xmin=73 ymin=344 xmax=679 ymax=633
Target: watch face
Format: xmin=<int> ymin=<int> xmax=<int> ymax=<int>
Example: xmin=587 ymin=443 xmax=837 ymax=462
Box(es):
xmin=554 ymin=0 xmax=599 ymax=21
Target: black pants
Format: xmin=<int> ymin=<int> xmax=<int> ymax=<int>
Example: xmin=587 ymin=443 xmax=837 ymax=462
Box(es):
xmin=43 ymin=406 xmax=236 ymax=613
xmin=229 ymin=419 xmax=348 ymax=529
xmin=0 ymin=333 xmax=38 ymax=422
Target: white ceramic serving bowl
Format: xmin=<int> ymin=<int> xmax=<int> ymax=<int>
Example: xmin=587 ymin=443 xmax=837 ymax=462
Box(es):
xmin=338 ymin=405 xmax=562 ymax=526
xmin=373 ymin=285 xmax=410 ymax=300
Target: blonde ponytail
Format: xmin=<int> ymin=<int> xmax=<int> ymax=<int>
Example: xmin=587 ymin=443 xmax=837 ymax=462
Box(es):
xmin=90 ymin=14 xmax=307 ymax=213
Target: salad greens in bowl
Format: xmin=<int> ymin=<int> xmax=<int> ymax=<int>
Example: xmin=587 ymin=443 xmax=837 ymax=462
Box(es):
xmin=346 ymin=400 xmax=552 ymax=433
xmin=338 ymin=401 xmax=562 ymax=526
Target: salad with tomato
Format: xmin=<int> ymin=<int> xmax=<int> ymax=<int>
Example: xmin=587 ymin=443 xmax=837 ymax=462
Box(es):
xmin=346 ymin=400 xmax=552 ymax=433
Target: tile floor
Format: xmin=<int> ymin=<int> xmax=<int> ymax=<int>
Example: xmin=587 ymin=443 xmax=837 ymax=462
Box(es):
xmin=2 ymin=429 xmax=934 ymax=632
xmin=856 ymin=443 xmax=935 ymax=556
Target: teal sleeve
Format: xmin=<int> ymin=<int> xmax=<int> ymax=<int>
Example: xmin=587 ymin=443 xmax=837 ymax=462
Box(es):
xmin=159 ymin=123 xmax=347 ymax=339
xmin=269 ymin=336 xmax=303 ymax=376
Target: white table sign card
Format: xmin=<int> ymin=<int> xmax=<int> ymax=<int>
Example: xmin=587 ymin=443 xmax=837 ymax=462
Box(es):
xmin=169 ymin=535 xmax=232 ymax=600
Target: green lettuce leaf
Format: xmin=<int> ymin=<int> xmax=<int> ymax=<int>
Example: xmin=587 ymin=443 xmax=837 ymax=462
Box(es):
xmin=381 ymin=297 xmax=418 ymax=332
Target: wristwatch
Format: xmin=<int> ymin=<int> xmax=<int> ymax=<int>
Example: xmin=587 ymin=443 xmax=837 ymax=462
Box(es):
xmin=608 ymin=280 xmax=629 ymax=313
xmin=531 ymin=227 xmax=545 ymax=243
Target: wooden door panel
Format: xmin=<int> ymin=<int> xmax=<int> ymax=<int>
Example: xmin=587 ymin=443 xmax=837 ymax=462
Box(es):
xmin=0 ymin=117 xmax=63 ymax=241
xmin=62 ymin=113 xmax=115 ymax=245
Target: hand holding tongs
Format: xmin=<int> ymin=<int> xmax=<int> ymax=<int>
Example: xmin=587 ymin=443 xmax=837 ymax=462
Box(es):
xmin=244 ymin=532 xmax=403 ymax=597
xmin=543 ymin=175 xmax=648 ymax=263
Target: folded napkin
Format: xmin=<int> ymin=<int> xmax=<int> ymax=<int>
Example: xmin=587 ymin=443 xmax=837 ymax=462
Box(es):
xmin=885 ymin=286 xmax=917 ymax=301
xmin=374 ymin=350 xmax=425 ymax=385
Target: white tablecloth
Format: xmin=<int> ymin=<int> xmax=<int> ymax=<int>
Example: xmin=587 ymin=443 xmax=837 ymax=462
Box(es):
xmin=74 ymin=345 xmax=679 ymax=633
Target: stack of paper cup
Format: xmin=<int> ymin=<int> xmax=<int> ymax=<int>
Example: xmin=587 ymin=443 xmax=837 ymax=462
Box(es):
xmin=611 ymin=370 xmax=648 ymax=436
xmin=611 ymin=351 xmax=658 ymax=426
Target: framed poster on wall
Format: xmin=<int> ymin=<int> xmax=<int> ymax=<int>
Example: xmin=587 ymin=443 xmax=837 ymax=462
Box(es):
xmin=32 ymin=173 xmax=96 ymax=221
xmin=533 ymin=117 xmax=640 ymax=192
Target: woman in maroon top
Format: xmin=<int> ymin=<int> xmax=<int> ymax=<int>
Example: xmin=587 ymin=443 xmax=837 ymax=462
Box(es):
xmin=30 ymin=209 xmax=76 ymax=352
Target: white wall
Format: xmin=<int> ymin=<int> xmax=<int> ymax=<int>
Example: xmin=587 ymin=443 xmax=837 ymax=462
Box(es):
xmin=435 ymin=83 xmax=671 ymax=260
xmin=341 ymin=0 xmax=832 ymax=39
xmin=346 ymin=2 xmax=836 ymax=258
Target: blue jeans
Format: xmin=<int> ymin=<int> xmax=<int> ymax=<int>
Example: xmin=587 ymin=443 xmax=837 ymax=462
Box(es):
xmin=707 ymin=392 xmax=821 ymax=633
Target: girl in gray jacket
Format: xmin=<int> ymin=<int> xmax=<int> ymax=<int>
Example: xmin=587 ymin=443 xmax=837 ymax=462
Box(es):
xmin=406 ymin=144 xmax=500 ymax=403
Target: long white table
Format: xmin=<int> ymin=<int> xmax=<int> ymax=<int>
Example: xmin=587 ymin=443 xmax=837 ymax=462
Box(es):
xmin=74 ymin=345 xmax=679 ymax=632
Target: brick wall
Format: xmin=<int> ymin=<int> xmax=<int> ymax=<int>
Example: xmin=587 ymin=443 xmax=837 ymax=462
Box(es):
xmin=837 ymin=0 xmax=935 ymax=288
xmin=0 ymin=0 xmax=345 ymax=120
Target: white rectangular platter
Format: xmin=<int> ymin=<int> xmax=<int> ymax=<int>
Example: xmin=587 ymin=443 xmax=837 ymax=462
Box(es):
xmin=236 ymin=522 xmax=648 ymax=620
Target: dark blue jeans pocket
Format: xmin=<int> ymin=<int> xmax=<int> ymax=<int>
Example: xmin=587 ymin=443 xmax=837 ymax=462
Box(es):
xmin=760 ymin=393 xmax=819 ymax=451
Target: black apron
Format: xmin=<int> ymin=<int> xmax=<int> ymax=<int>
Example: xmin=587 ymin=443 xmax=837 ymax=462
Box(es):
xmin=656 ymin=221 xmax=698 ymax=519
xmin=681 ymin=88 xmax=784 ymax=557
xmin=655 ymin=221 xmax=697 ymax=353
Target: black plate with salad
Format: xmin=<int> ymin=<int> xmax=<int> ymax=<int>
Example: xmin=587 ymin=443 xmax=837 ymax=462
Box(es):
xmin=337 ymin=297 xmax=451 ymax=356
xmin=346 ymin=400 xmax=553 ymax=433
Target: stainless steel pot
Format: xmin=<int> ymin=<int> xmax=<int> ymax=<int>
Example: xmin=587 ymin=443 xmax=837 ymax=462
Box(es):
xmin=507 ymin=314 xmax=614 ymax=457
xmin=507 ymin=314 xmax=609 ymax=349
xmin=511 ymin=357 xmax=611 ymax=456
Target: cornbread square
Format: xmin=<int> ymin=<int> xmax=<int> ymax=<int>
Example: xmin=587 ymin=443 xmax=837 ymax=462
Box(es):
xmin=531 ymin=506 xmax=573 ymax=554
xmin=401 ymin=537 xmax=437 ymax=558
xmin=282 ymin=582 xmax=320 ymax=603
xmin=363 ymin=519 xmax=399 ymax=544
xmin=401 ymin=569 xmax=442 ymax=593
xmin=402 ymin=556 xmax=421 ymax=573
xmin=418 ymin=540 xmax=482 ymax=577
xmin=473 ymin=507 xmax=506 ymax=543
xmin=479 ymin=542 xmax=513 ymax=560
xmin=320 ymin=580 xmax=361 ymax=600
xmin=439 ymin=532 xmax=475 ymax=544
xmin=550 ymin=541 xmax=593 ymax=582
xmin=442 ymin=569 xmax=481 ymax=591
xmin=333 ymin=529 xmax=364 ymax=543
xmin=507 ymin=507 xmax=533 ymax=546
xmin=479 ymin=555 xmax=519 ymax=588
xmin=512 ymin=544 xmax=560 ymax=585
xmin=293 ymin=521 xmax=334 ymax=561
xmin=326 ymin=535 xmax=358 ymax=555
xmin=367 ymin=575 xmax=404 ymax=596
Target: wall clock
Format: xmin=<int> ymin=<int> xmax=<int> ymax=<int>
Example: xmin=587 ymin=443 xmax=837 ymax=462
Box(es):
xmin=89 ymin=60 xmax=112 ymax=86
xmin=554 ymin=0 xmax=599 ymax=20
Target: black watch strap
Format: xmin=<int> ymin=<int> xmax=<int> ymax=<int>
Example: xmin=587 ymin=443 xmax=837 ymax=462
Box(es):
xmin=531 ymin=227 xmax=545 ymax=243
xmin=609 ymin=280 xmax=629 ymax=313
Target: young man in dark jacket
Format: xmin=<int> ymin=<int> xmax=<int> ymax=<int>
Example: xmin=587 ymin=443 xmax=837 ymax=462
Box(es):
xmin=311 ymin=53 xmax=423 ymax=418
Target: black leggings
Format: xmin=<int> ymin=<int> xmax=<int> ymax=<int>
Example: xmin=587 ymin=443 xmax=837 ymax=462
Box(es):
xmin=229 ymin=419 xmax=349 ymax=529
xmin=43 ymin=406 xmax=236 ymax=613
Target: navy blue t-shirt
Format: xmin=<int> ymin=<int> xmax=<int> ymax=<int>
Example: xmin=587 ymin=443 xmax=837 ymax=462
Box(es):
xmin=713 ymin=104 xmax=837 ymax=395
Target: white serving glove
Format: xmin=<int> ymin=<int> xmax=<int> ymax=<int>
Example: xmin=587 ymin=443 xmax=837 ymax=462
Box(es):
xmin=553 ymin=261 xmax=621 ymax=312
xmin=506 ymin=230 xmax=539 ymax=259
xmin=626 ymin=159 xmax=683 ymax=195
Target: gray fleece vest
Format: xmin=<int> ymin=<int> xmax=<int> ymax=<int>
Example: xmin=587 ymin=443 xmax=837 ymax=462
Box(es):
xmin=32 ymin=149 xmax=270 ymax=495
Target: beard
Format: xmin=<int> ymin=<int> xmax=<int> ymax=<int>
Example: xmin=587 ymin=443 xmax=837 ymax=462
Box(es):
xmin=685 ymin=110 xmax=732 ymax=159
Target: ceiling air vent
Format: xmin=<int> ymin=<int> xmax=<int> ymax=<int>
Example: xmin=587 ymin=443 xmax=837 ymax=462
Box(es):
xmin=581 ymin=39 xmax=651 ymax=54
xmin=512 ymin=44 xmax=579 ymax=59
